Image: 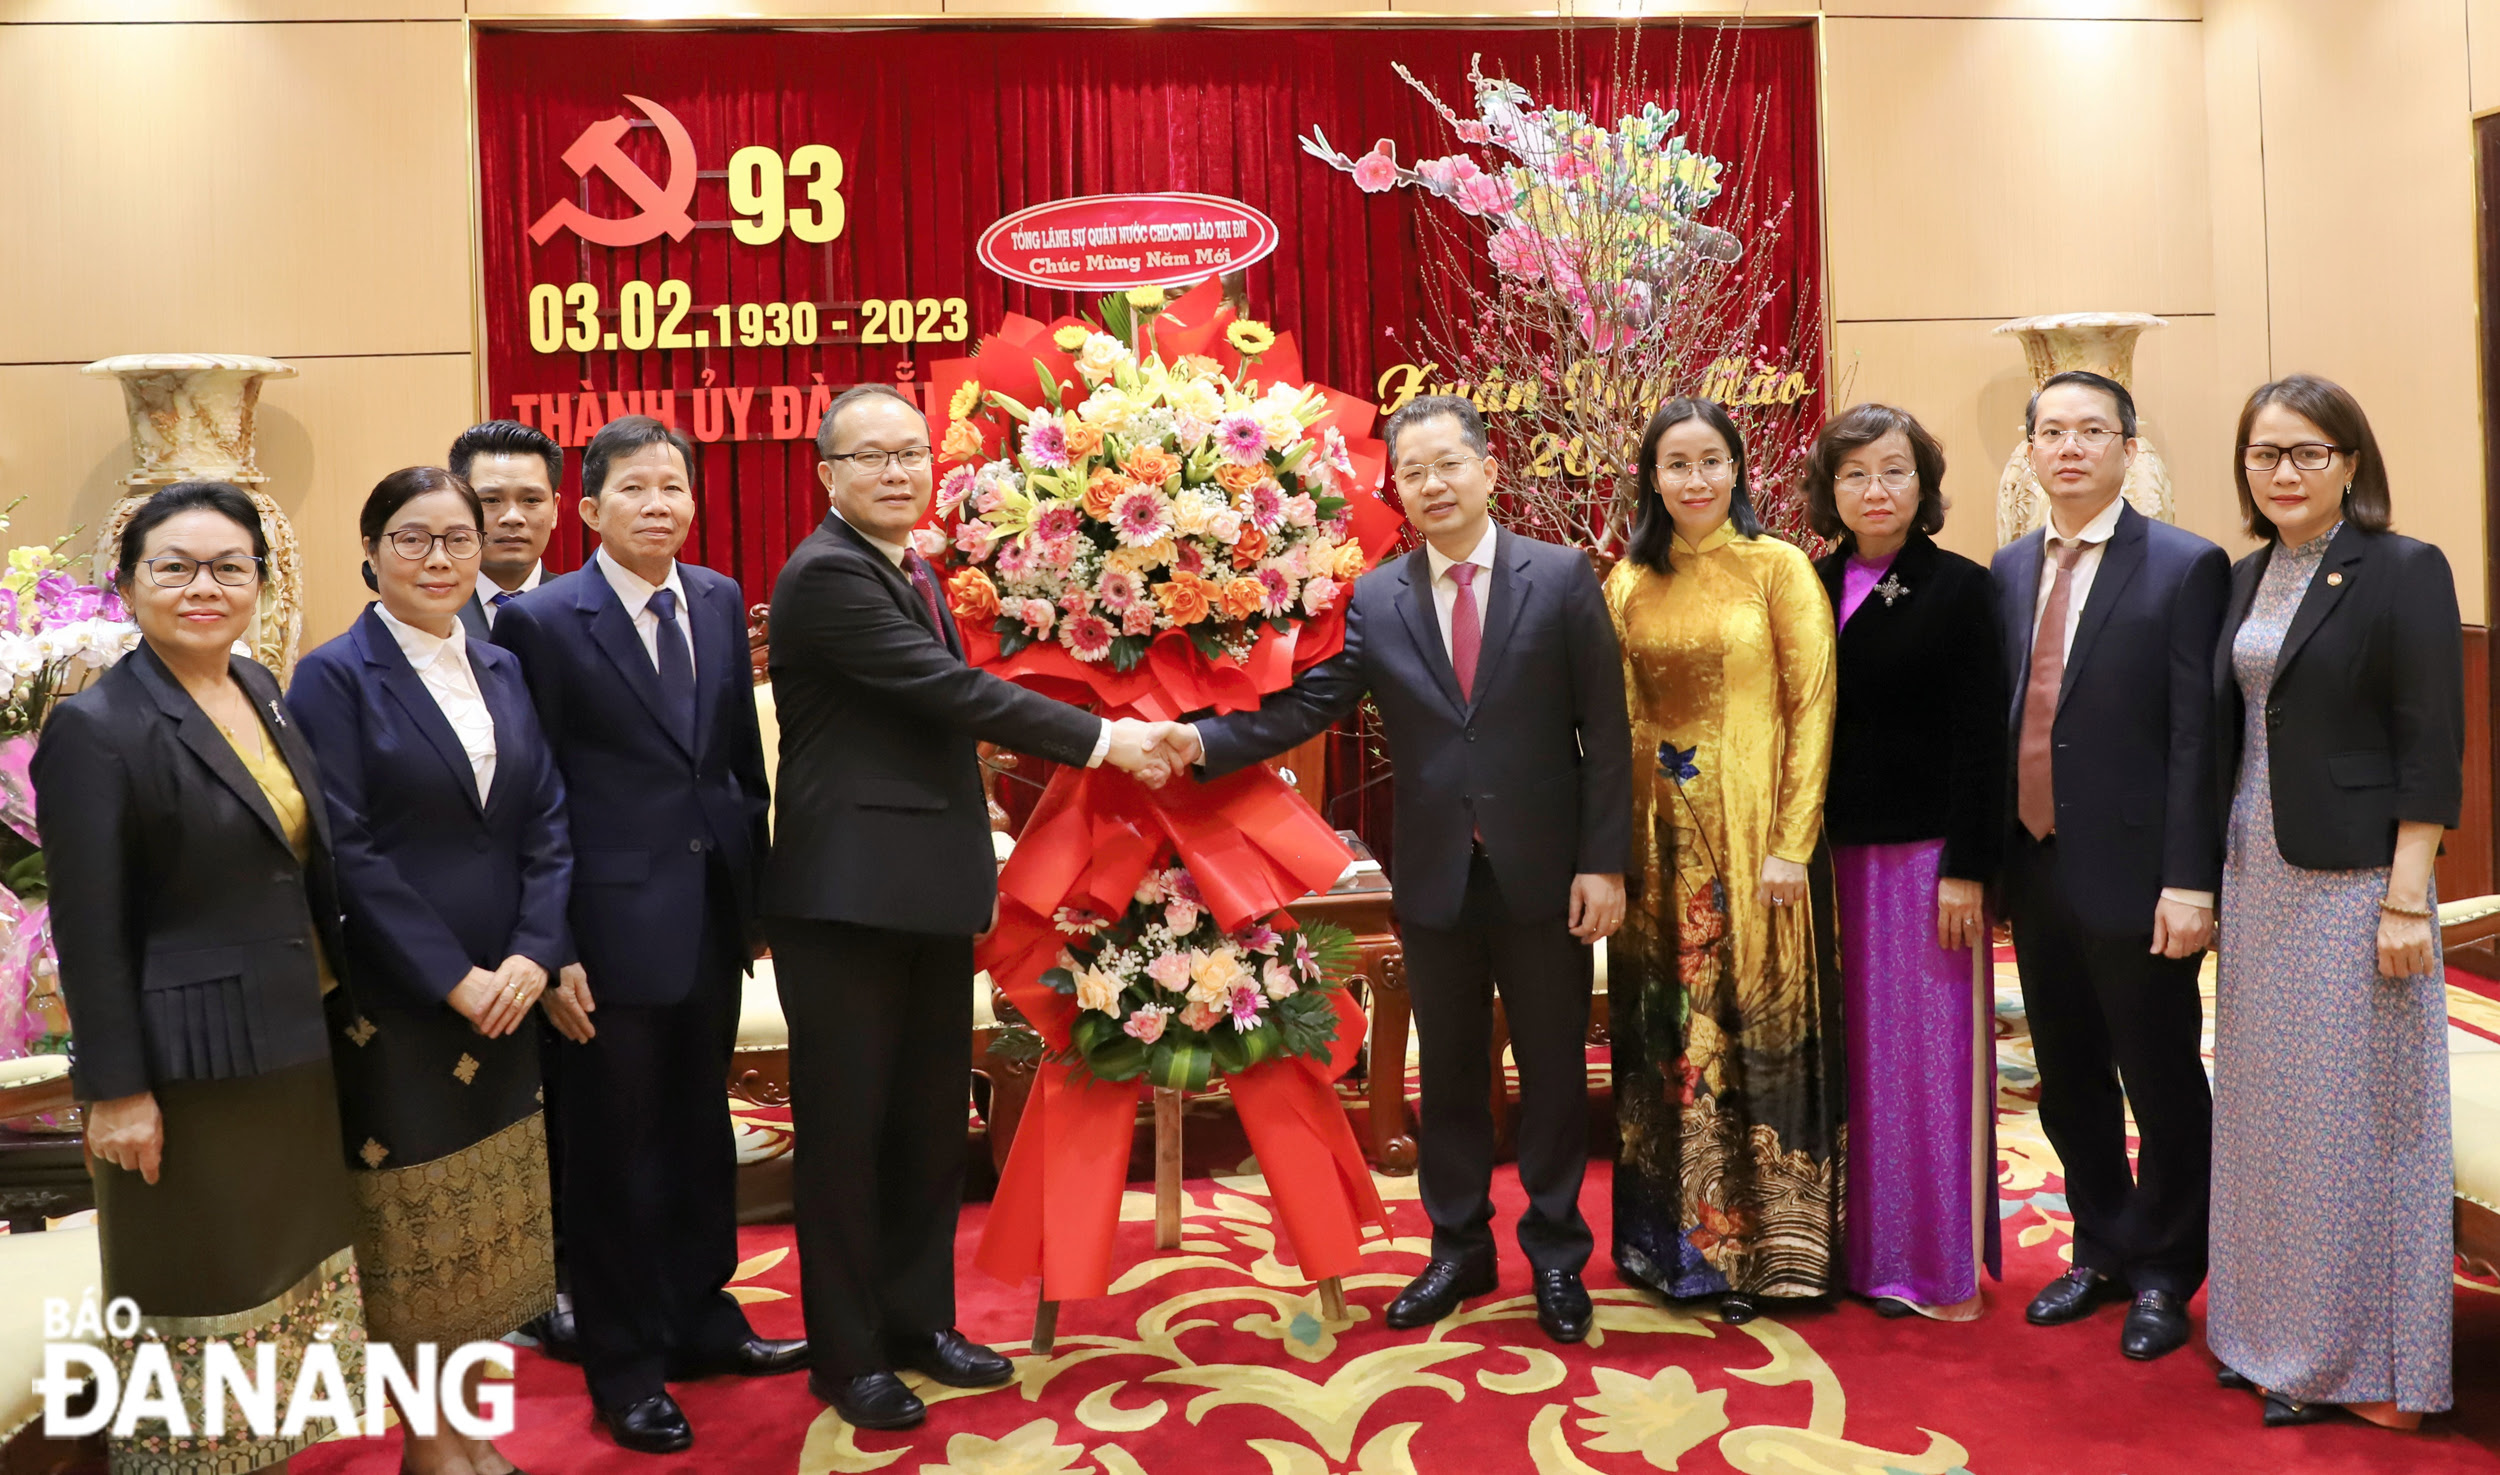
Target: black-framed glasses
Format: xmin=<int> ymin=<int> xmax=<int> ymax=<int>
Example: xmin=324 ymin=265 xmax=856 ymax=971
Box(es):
xmin=139 ymin=554 xmax=263 ymax=589
xmin=1391 ymin=453 xmax=1483 ymax=492
xmin=384 ymin=528 xmax=483 ymax=561
xmin=824 ymin=447 xmax=934 ymax=473
xmin=2241 ymin=442 xmax=2345 ymax=472
xmin=2029 ymin=427 xmax=2125 ymax=450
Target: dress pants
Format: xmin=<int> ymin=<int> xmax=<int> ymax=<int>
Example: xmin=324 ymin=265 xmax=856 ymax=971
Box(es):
xmin=765 ymin=916 xmax=976 ymax=1383
xmin=1397 ymin=848 xmax=1594 ymax=1274
xmin=544 ymin=874 xmax=753 ymax=1409
xmin=2004 ymin=832 xmax=2212 ymax=1296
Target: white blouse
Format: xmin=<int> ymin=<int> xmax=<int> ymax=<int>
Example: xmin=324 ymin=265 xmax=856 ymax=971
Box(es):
xmin=374 ymin=605 xmax=497 ymax=804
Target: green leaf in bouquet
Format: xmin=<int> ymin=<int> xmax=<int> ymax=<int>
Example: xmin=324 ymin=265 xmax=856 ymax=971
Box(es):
xmin=1270 ymin=990 xmax=1343 ymax=1060
xmin=2 ymin=846 xmax=45 ymax=904
xmin=1039 ymin=965 xmax=1078 ymax=995
xmin=1071 ymin=1010 xmax=1124 ymax=1057
xmin=989 ymin=391 xmax=1036 ymax=424
xmin=1146 ymin=1037 xmax=1212 ymax=1092
xmin=1089 ymin=1036 xmax=1150 ymax=1083
xmin=997 ymin=620 xmax=1036 ymax=660
xmin=1097 ymin=293 xmax=1134 ymax=345
xmin=987 ymin=1022 xmax=1046 ymax=1067
xmin=1235 ymin=1021 xmax=1282 ymax=1067
xmin=1106 ymin=634 xmax=1150 ymax=673
xmin=1034 ymin=359 xmax=1065 ymax=410
xmin=1294 ymin=920 xmax=1361 ymax=983
xmin=1313 ymin=495 xmax=1348 ymax=521
xmin=1209 ymin=1025 xmax=1250 ymax=1076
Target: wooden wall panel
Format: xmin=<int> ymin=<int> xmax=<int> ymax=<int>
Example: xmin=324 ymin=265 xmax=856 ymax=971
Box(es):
xmin=1 ymin=2 xmax=458 ymax=18
xmin=0 ymin=20 xmax=469 ymax=365
xmin=2445 ymin=626 xmax=2494 ymax=907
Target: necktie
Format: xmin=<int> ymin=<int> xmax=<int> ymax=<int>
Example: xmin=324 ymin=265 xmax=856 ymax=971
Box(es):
xmin=2017 ymin=540 xmax=2086 ymax=840
xmin=904 ymin=551 xmax=954 ymax=650
xmin=491 ymin=591 xmax=515 ymax=609
xmin=1448 ymin=562 xmax=1483 ymax=701
xmin=646 ymin=587 xmax=697 ymax=749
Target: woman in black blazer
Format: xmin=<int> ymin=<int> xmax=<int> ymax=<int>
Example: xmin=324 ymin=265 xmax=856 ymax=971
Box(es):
xmin=34 ymin=482 xmax=368 ymax=1472
xmin=1804 ymin=403 xmax=2007 ymax=1322
xmin=2206 ymin=374 xmax=2459 ymax=1430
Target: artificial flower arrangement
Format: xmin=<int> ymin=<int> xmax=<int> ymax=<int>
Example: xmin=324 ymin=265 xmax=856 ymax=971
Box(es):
xmin=926 ymin=313 xmax=1372 ymax=674
xmin=1044 ymin=862 xmax=1356 ymax=1091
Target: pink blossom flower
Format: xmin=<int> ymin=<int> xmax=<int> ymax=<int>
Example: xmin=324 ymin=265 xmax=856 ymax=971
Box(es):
xmin=1023 ymin=417 xmax=1070 ymax=469
xmin=1164 ymin=897 xmax=1203 ymax=934
xmin=1052 ymin=907 xmax=1108 ymax=935
xmin=1457 ymin=172 xmax=1515 ymax=215
xmin=1123 ymin=1006 xmax=1170 ymax=1043
xmin=1256 ymin=567 xmax=1293 ymax=612
xmin=938 ymin=464 xmax=976 ymax=513
xmin=1179 ymin=1000 xmax=1224 ymax=1032
xmin=1039 ymin=537 xmax=1079 ymax=570
xmin=1216 ymin=412 xmax=1268 ymax=465
xmin=1058 ymin=586 xmax=1095 ymax=616
xmin=1550 ymin=150 xmax=1598 ymax=182
xmin=953 ymin=520 xmax=997 ymax=560
xmin=1061 ymin=611 xmax=1113 ymax=662
xmin=1283 ymin=492 xmax=1318 ymax=528
xmin=1487 ymin=224 xmax=1552 ymax=281
xmin=1134 ymin=871 xmax=1166 ymax=905
xmin=1017 ymin=598 xmax=1056 ymax=637
xmin=908 ymin=525 xmax=949 ymax=560
xmin=1173 ymin=541 xmax=1206 ymax=576
xmin=1302 ymin=575 xmax=1341 ymax=615
xmin=1322 ymin=513 xmax=1353 ymax=541
xmin=1165 ymin=868 xmax=1204 ymax=904
xmin=1146 ymin=951 xmax=1192 ymax=993
xmin=1033 ymin=505 xmax=1083 ymax=542
xmin=1226 ymin=985 xmax=1266 ymax=1028
xmin=1351 ymin=139 xmax=1399 ymax=193
xmin=1121 ymin=603 xmax=1157 ymax=637
xmin=1239 ymin=923 xmax=1280 ymax=953
xmin=1455 ymin=119 xmax=1493 ymax=144
xmin=993 ymin=539 xmax=1035 ymax=579
xmin=1262 ymin=959 xmax=1299 ymax=999
xmin=1416 ymin=153 xmax=1482 ymax=190
xmin=1110 ymin=487 xmax=1172 ymax=546
xmin=1294 ymin=935 xmax=1317 ymax=973
xmin=1240 ymin=481 xmax=1285 ymax=532
xmin=1097 ymin=567 xmax=1143 ymax=611
xmin=974 ymin=486 xmax=1005 ymax=515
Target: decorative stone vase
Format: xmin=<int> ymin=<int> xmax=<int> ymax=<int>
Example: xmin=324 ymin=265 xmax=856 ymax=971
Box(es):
xmin=1991 ymin=313 xmax=2174 ymax=546
xmin=81 ymin=353 xmax=305 ymax=679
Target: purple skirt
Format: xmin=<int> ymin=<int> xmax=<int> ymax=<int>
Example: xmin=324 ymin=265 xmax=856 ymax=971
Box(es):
xmin=1835 ymin=839 xmax=2001 ymax=1308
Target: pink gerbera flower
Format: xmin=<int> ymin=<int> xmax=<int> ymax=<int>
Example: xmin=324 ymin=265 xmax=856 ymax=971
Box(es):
xmin=1226 ymin=985 xmax=1266 ymax=1029
xmin=1061 ymin=612 xmax=1114 ymax=662
xmin=1023 ymin=417 xmax=1070 ymax=469
xmin=1239 ymin=480 xmax=1285 ymax=532
xmin=1097 ymin=567 xmax=1143 ymax=611
xmin=1033 ymin=505 xmax=1082 ymax=542
xmin=1110 ymin=487 xmax=1172 ymax=546
xmin=1238 ymin=923 xmax=1280 ymax=953
xmin=937 ymin=464 xmax=976 ymax=513
xmin=993 ymin=538 xmax=1035 ymax=579
xmin=1216 ymin=412 xmax=1268 ymax=465
xmin=1256 ymin=567 xmax=1292 ymax=612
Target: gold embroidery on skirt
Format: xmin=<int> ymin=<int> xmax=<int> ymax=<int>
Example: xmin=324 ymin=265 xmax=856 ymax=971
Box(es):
xmin=106 ymin=1247 xmax=365 ymax=1475
xmin=350 ymin=1112 xmax=554 ymax=1352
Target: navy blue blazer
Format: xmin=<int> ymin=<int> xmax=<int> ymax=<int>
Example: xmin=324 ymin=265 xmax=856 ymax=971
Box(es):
xmin=1196 ymin=530 xmax=1632 ymax=931
xmin=1991 ymin=502 xmax=2230 ymax=934
xmin=288 ymin=606 xmax=573 ymax=1005
xmin=491 ymin=560 xmax=771 ymax=1007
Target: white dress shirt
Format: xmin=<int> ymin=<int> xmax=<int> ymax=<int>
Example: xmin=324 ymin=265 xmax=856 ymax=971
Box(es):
xmin=826 ymin=507 xmax=1112 ymax=769
xmin=1423 ymin=520 xmax=1500 ymax=661
xmin=595 ymin=546 xmax=697 ymax=677
xmin=473 ymin=560 xmax=542 ymax=630
xmin=2028 ymin=495 xmax=2212 ymax=911
xmin=375 ymin=604 xmax=497 ymax=804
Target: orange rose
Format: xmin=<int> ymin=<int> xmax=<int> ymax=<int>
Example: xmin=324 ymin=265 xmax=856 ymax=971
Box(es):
xmin=1083 ymin=467 xmax=1125 ymax=519
xmin=1063 ymin=421 xmax=1104 ymax=462
xmin=1333 ymin=541 xmax=1371 ymax=579
xmin=1219 ymin=576 xmax=1268 ymax=621
xmin=940 ymin=419 xmax=987 ymax=463
xmin=1155 ymin=573 xmax=1213 ymax=625
xmin=1231 ymin=525 xmax=1271 ymax=566
xmin=1214 ymin=461 xmax=1263 ymax=497
xmin=947 ymin=567 xmax=1000 ymax=621
xmin=1122 ymin=445 xmax=1179 ymax=486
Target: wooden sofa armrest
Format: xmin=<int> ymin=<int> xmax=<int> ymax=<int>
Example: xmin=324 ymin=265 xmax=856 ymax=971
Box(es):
xmin=0 ymin=1062 xmax=73 ymax=1126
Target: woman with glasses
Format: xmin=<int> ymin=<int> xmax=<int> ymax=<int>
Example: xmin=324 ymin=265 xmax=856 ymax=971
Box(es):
xmin=1604 ymin=396 xmax=1840 ymax=1324
xmin=288 ymin=466 xmax=573 ymax=1475
xmin=2205 ymin=376 xmax=2459 ymax=1429
xmin=1802 ymin=404 xmax=2006 ymax=1320
xmin=35 ymin=481 xmax=370 ymax=1472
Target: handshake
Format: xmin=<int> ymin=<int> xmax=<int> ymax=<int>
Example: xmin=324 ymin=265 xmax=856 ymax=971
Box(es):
xmin=1103 ymin=718 xmax=1206 ymax=789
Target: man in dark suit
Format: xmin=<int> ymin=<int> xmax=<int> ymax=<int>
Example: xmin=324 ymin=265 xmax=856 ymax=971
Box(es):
xmin=1990 ymin=370 xmax=2229 ymax=1362
xmin=1153 ymin=394 xmax=1630 ymax=1344
xmin=764 ymin=384 xmax=1169 ymax=1431
xmin=493 ymin=415 xmax=805 ymax=1453
xmin=449 ymin=419 xmax=561 ymax=639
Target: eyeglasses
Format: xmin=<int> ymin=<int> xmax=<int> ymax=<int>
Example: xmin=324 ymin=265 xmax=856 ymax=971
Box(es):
xmin=2241 ymin=442 xmax=2345 ymax=472
xmin=139 ymin=554 xmax=263 ymax=589
xmin=1656 ymin=455 xmax=1736 ymax=485
xmin=1391 ymin=454 xmax=1482 ymax=492
xmin=1835 ymin=469 xmax=1918 ymax=493
xmin=2029 ymin=427 xmax=2125 ymax=450
xmin=384 ymin=528 xmax=483 ymax=561
xmin=825 ymin=447 xmax=935 ymax=474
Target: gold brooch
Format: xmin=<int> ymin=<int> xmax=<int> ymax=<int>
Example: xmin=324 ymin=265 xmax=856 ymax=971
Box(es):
xmin=2326 ymin=571 xmax=2344 ymax=586
xmin=453 ymin=1053 xmax=480 ymax=1085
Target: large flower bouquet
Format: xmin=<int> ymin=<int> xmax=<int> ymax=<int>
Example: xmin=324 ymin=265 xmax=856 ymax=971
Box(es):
xmin=1046 ymin=864 xmax=1355 ymax=1091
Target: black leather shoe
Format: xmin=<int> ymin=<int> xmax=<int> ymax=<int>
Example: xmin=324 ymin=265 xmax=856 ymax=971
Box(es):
xmin=811 ymin=1371 xmax=926 ymax=1430
xmin=594 ymin=1393 xmax=692 ymax=1454
xmin=2119 ymin=1290 xmax=2191 ymax=1361
xmin=2263 ymin=1392 xmax=2334 ymax=1427
xmin=1533 ymin=1269 xmax=1593 ymax=1344
xmin=892 ymin=1329 xmax=1013 ymax=1389
xmin=1719 ymin=1292 xmax=1762 ymax=1325
xmin=518 ymin=1309 xmax=580 ymax=1364
xmin=2025 ymin=1268 xmax=2125 ymax=1326
xmin=1870 ymin=1296 xmax=1919 ymax=1320
xmin=2217 ymin=1365 xmax=2258 ymax=1393
xmin=1384 ymin=1257 xmax=1497 ymax=1330
xmin=671 ymin=1335 xmax=809 ymax=1379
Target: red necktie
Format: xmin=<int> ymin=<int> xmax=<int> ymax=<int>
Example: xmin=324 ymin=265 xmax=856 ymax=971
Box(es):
xmin=1447 ymin=562 xmax=1482 ymax=701
xmin=903 ymin=550 xmax=948 ymax=638
xmin=2017 ymin=540 xmax=2085 ymax=840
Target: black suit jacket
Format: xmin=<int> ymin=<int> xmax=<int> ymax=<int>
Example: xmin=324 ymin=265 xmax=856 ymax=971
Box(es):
xmin=1814 ymin=532 xmax=2007 ymax=881
xmin=35 ymin=645 xmax=347 ymax=1101
xmin=762 ymin=513 xmax=1100 ymax=935
xmin=456 ymin=597 xmax=492 ymax=643
xmin=1196 ymin=530 xmax=1632 ymax=930
xmin=492 ymin=558 xmax=770 ymax=1006
xmin=2213 ymin=525 xmax=2462 ymax=870
xmin=1991 ymin=503 xmax=2230 ymax=934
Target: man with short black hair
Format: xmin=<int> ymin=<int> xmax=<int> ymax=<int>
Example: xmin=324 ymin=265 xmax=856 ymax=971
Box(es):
xmin=494 ymin=416 xmax=805 ymax=1452
xmin=449 ymin=419 xmax=563 ymax=635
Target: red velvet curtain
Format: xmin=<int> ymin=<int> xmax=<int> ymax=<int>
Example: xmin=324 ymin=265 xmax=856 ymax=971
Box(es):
xmin=475 ymin=22 xmax=1821 ymax=847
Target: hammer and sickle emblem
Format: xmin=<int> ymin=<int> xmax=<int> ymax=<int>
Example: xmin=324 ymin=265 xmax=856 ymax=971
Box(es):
xmin=527 ymin=94 xmax=698 ymax=248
